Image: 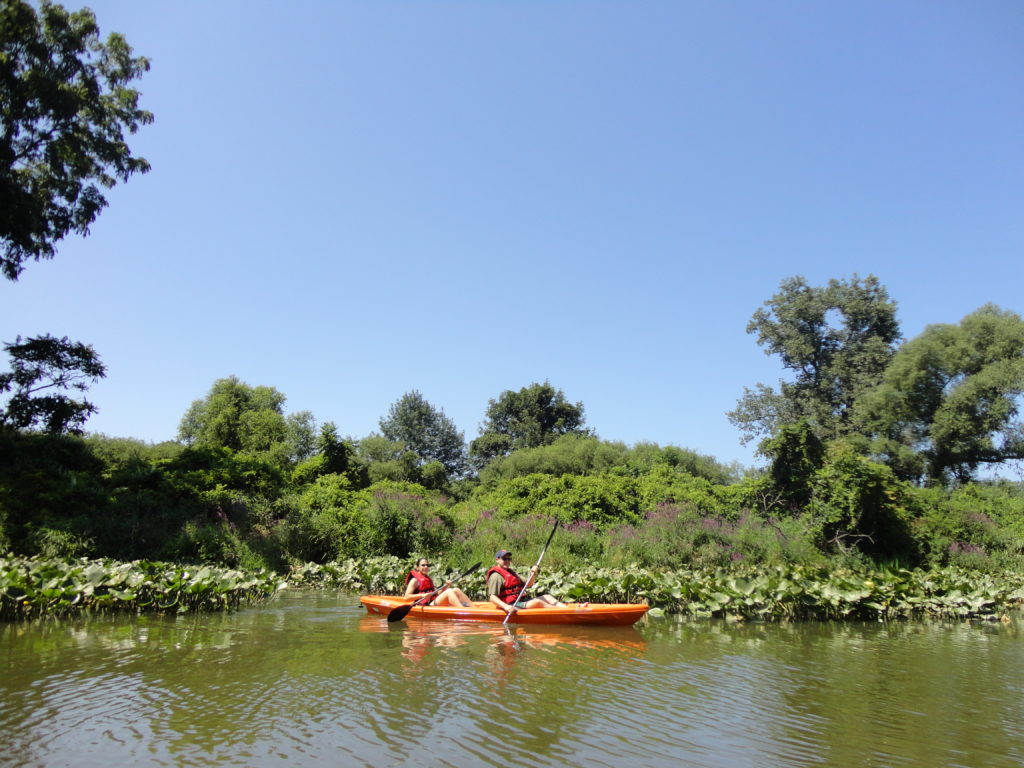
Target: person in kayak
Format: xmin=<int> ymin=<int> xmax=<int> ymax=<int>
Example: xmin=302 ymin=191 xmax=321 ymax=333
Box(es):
xmin=404 ymin=558 xmax=474 ymax=607
xmin=486 ymin=550 xmax=566 ymax=616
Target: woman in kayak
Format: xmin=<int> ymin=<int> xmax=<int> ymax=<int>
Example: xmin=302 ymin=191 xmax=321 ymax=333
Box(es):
xmin=486 ymin=549 xmax=567 ymax=616
xmin=404 ymin=558 xmax=474 ymax=607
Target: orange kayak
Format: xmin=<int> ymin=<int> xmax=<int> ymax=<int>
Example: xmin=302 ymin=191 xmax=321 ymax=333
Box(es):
xmin=360 ymin=595 xmax=649 ymax=626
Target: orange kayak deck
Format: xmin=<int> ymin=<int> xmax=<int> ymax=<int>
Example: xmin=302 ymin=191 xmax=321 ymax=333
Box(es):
xmin=360 ymin=595 xmax=649 ymax=626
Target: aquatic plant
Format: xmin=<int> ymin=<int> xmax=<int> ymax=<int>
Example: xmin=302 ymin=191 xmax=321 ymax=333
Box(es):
xmin=0 ymin=555 xmax=285 ymax=621
xmin=540 ymin=562 xmax=1024 ymax=621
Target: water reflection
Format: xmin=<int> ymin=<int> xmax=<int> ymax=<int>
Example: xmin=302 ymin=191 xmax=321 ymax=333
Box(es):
xmin=1 ymin=592 xmax=1022 ymax=768
xmin=357 ymin=615 xmax=649 ymax=693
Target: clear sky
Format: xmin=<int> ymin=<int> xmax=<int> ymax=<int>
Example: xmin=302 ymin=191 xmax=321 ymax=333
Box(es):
xmin=3 ymin=1 xmax=1022 ymax=470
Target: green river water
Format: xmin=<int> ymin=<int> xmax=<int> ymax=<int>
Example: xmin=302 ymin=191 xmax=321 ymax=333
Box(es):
xmin=1 ymin=589 xmax=1022 ymax=767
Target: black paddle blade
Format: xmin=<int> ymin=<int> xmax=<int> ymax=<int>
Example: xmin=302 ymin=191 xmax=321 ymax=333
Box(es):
xmin=385 ymin=561 xmax=482 ymax=623
xmin=386 ymin=602 xmax=415 ymax=623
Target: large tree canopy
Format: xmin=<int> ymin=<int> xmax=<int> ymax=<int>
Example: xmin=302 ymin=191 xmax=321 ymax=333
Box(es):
xmin=469 ymin=381 xmax=589 ymax=467
xmin=1 ymin=0 xmax=152 ymax=280
xmin=0 ymin=334 xmax=105 ymax=433
xmin=378 ymin=390 xmax=467 ymax=477
xmin=857 ymin=304 xmax=1024 ymax=485
xmin=728 ymin=275 xmax=901 ymax=448
xmin=178 ymin=376 xmax=316 ymax=464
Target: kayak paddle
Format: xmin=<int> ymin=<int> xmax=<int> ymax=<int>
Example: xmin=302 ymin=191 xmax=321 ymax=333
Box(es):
xmin=386 ymin=561 xmax=481 ymax=623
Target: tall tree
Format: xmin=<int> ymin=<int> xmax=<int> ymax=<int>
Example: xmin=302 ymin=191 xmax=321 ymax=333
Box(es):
xmin=470 ymin=381 xmax=589 ymax=467
xmin=1 ymin=0 xmax=153 ymax=280
xmin=0 ymin=334 xmax=105 ymax=433
xmin=378 ymin=390 xmax=467 ymax=477
xmin=857 ymin=304 xmax=1024 ymax=485
xmin=178 ymin=376 xmax=314 ymax=464
xmin=728 ymin=275 xmax=901 ymax=447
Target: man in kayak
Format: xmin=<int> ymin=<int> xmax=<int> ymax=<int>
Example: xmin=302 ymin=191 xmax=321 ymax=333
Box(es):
xmin=486 ymin=550 xmax=566 ymax=616
xmin=404 ymin=558 xmax=474 ymax=607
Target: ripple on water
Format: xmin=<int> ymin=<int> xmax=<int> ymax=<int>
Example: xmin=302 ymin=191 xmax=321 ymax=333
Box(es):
xmin=3 ymin=595 xmax=1024 ymax=768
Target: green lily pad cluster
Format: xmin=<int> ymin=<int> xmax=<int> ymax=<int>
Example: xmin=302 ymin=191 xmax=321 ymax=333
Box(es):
xmin=0 ymin=555 xmax=286 ymax=621
xmin=290 ymin=557 xmax=1024 ymax=621
xmin=542 ymin=563 xmax=1024 ymax=620
xmin=291 ymin=556 xmax=1024 ymax=621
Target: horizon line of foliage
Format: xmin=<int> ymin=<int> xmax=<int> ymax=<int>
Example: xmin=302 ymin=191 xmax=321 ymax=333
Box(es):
xmin=3 ymin=275 xmax=1023 ymax=583
xmin=3 ymin=426 xmax=1024 ymax=583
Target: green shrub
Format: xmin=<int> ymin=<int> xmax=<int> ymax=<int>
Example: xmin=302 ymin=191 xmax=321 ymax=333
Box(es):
xmin=476 ymin=473 xmax=644 ymax=529
xmin=910 ymin=483 xmax=1024 ymax=571
xmin=808 ymin=442 xmax=918 ymax=562
xmin=24 ymin=525 xmax=93 ymax=559
xmin=288 ymin=475 xmax=369 ymax=561
xmin=361 ymin=482 xmax=456 ymax=558
xmin=599 ymin=503 xmax=826 ymax=570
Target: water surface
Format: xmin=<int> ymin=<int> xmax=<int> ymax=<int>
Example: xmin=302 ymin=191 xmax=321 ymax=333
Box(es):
xmin=2 ymin=590 xmax=1021 ymax=767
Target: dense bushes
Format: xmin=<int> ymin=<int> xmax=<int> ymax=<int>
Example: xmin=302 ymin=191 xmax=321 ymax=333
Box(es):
xmin=2 ymin=430 xmax=1024 ymax=577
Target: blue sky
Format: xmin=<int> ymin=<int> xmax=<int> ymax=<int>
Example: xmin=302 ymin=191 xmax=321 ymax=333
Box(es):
xmin=3 ymin=1 xmax=1022 ymax=470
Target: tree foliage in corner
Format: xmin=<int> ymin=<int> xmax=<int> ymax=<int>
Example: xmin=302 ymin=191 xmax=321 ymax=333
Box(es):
xmin=728 ymin=275 xmax=901 ymax=448
xmin=857 ymin=304 xmax=1024 ymax=485
xmin=470 ymin=381 xmax=589 ymax=467
xmin=0 ymin=334 xmax=106 ymax=433
xmin=1 ymin=0 xmax=153 ymax=280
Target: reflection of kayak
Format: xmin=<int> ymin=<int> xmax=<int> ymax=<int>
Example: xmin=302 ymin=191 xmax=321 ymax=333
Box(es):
xmin=357 ymin=615 xmax=646 ymax=648
xmin=359 ymin=596 xmax=649 ymax=626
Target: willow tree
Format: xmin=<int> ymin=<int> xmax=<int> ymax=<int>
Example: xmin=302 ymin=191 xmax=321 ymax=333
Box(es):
xmin=728 ymin=275 xmax=901 ymax=448
xmin=857 ymin=304 xmax=1024 ymax=485
xmin=178 ymin=376 xmax=316 ymax=465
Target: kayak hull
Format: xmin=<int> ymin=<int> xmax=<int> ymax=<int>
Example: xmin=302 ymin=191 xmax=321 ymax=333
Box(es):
xmin=360 ymin=595 xmax=649 ymax=626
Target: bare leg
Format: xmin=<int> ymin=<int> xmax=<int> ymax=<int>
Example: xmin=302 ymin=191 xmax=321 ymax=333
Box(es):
xmin=523 ymin=594 xmax=566 ymax=609
xmin=433 ymin=588 xmax=473 ymax=607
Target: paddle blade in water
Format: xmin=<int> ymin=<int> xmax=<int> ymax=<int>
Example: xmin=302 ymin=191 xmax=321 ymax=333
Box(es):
xmin=386 ymin=603 xmax=414 ymax=623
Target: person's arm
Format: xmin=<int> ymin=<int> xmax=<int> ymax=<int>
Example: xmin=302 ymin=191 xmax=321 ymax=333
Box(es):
xmin=489 ymin=594 xmax=515 ymax=613
xmin=404 ymin=579 xmax=417 ymax=597
xmin=524 ymin=565 xmax=539 ymax=590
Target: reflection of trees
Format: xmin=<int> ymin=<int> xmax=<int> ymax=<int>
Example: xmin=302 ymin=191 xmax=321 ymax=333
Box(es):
xmin=639 ymin=618 xmax=1024 ymax=767
xmin=769 ymin=621 xmax=1024 ymax=767
xmin=1 ymin=592 xmax=392 ymax=762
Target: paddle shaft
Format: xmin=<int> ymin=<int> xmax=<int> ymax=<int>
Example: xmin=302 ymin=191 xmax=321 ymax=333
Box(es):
xmin=503 ymin=519 xmax=559 ymax=625
xmin=387 ymin=562 xmax=481 ymax=623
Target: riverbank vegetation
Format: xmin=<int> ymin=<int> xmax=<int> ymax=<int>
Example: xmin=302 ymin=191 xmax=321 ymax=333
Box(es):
xmin=0 ymin=554 xmax=284 ymax=621
xmin=4 ymin=278 xmax=1024 ymax=623
xmin=290 ymin=556 xmax=1024 ymax=622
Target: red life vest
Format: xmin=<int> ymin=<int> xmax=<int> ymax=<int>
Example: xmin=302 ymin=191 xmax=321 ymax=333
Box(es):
xmin=404 ymin=569 xmax=435 ymax=594
xmin=486 ymin=565 xmax=525 ymax=604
